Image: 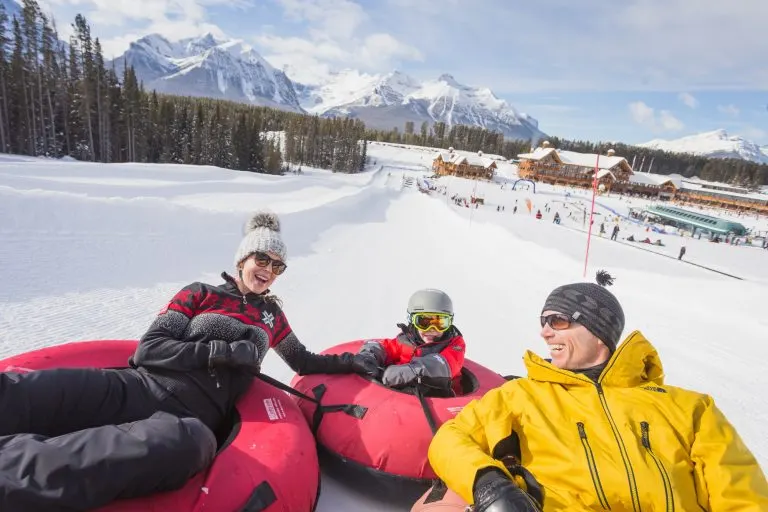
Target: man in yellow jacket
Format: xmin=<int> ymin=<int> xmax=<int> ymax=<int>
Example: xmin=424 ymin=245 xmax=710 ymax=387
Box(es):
xmin=428 ymin=273 xmax=768 ymax=511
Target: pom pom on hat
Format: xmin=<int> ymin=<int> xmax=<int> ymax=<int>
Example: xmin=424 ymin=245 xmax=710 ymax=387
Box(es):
xmin=595 ymin=270 xmax=615 ymax=287
xmin=245 ymin=211 xmax=281 ymax=234
xmin=234 ymin=210 xmax=287 ymax=268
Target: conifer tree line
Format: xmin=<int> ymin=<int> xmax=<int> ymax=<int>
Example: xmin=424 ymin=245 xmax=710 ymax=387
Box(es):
xmin=0 ymin=0 xmax=366 ymax=173
xmin=367 ymin=121 xmax=531 ymax=161
xmin=369 ymin=122 xmax=768 ymax=188
xmin=283 ymin=115 xmax=367 ymax=173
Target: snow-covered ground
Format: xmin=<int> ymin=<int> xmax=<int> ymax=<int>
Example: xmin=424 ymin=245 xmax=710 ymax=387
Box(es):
xmin=2 ymin=141 xmax=767 ymax=509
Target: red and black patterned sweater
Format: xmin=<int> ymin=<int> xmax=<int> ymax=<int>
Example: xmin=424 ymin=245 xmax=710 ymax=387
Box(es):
xmin=129 ymin=272 xmax=354 ymax=426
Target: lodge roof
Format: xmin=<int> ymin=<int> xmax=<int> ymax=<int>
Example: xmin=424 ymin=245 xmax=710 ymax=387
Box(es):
xmin=517 ymin=147 xmax=633 ymax=174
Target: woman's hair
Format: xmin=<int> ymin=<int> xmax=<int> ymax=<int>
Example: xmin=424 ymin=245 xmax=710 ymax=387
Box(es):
xmin=262 ymin=292 xmax=283 ymax=308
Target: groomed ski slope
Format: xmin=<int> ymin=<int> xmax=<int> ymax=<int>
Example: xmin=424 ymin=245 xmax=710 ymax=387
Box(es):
xmin=1 ymin=142 xmax=766 ymax=509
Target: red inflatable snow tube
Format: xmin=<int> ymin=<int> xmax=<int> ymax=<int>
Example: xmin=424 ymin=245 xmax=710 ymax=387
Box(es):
xmin=290 ymin=340 xmax=506 ymax=482
xmin=0 ymin=340 xmax=320 ymax=512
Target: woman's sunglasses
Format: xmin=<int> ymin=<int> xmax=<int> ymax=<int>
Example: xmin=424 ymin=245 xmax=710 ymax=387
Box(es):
xmin=251 ymin=251 xmax=287 ymax=276
xmin=539 ymin=313 xmax=577 ymax=331
xmin=411 ymin=312 xmax=453 ymax=333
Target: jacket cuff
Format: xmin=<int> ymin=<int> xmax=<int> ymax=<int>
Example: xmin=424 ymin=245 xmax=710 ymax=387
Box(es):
xmin=474 ymin=467 xmax=510 ymax=492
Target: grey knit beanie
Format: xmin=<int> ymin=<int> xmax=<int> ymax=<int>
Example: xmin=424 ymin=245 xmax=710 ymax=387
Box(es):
xmin=541 ymin=271 xmax=625 ymax=351
xmin=234 ymin=211 xmax=287 ymax=268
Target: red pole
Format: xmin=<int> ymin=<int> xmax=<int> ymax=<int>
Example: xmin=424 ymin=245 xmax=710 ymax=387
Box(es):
xmin=583 ymin=152 xmax=600 ymax=277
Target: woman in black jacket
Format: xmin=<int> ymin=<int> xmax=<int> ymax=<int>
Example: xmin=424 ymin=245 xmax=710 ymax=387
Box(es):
xmin=0 ymin=210 xmax=370 ymax=511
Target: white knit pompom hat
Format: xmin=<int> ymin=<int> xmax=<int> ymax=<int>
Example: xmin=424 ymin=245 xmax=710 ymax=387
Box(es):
xmin=234 ymin=210 xmax=287 ymax=268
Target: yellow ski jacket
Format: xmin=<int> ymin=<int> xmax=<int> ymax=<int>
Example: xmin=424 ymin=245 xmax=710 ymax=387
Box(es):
xmin=428 ymin=331 xmax=768 ymax=511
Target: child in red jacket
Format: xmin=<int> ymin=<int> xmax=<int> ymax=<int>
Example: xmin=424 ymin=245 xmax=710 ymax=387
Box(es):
xmin=355 ymin=289 xmax=466 ymax=396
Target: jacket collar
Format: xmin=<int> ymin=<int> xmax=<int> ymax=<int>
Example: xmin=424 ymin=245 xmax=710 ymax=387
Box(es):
xmin=220 ymin=272 xmax=270 ymax=301
xmin=523 ymin=330 xmax=665 ymax=388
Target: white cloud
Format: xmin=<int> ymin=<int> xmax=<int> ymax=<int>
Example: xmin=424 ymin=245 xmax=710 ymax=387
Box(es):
xmin=629 ymin=101 xmax=655 ymax=125
xmin=254 ymin=0 xmax=423 ymax=84
xmin=277 ymin=0 xmax=366 ymax=40
xmin=360 ymin=33 xmax=423 ymax=63
xmin=628 ymin=101 xmax=683 ymax=132
xmin=717 ymin=104 xmax=740 ymax=117
xmin=658 ymin=110 xmax=684 ymax=131
xmin=48 ymin=0 xmax=251 ymax=57
xmin=678 ymin=92 xmax=698 ymax=109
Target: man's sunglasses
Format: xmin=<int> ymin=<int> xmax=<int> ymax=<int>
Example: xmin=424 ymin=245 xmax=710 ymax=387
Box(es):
xmin=411 ymin=312 xmax=453 ymax=333
xmin=251 ymin=251 xmax=287 ymax=275
xmin=540 ymin=313 xmax=579 ymax=331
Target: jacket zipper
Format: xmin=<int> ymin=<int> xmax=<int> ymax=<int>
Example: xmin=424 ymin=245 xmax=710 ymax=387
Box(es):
xmin=640 ymin=422 xmax=674 ymax=512
xmin=595 ymin=383 xmax=642 ymax=512
xmin=577 ymin=422 xmax=611 ymax=510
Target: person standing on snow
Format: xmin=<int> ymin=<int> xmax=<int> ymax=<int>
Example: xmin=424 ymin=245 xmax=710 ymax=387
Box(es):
xmin=427 ymin=271 xmax=768 ymax=511
xmin=354 ymin=289 xmax=466 ymax=397
xmin=0 ymin=210 xmax=373 ymax=511
xmin=679 ymin=245 xmax=687 ymax=260
xmin=611 ymin=224 xmax=619 ymax=241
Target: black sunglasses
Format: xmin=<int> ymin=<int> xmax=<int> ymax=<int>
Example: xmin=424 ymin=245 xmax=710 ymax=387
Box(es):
xmin=251 ymin=251 xmax=287 ymax=275
xmin=540 ymin=313 xmax=579 ymax=331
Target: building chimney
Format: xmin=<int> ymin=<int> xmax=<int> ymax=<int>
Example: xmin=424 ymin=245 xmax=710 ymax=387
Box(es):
xmin=606 ymin=148 xmax=616 ymax=157
xmin=477 ymin=150 xmax=483 ymax=157
xmin=541 ymin=141 xmax=551 ymax=148
xmin=448 ymin=147 xmax=454 ymax=153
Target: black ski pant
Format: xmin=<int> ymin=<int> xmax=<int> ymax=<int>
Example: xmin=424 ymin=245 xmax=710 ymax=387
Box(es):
xmin=0 ymin=367 xmax=217 ymax=512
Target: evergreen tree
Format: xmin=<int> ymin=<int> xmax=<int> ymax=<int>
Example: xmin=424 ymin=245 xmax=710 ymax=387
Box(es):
xmin=73 ymin=14 xmax=95 ymax=160
xmin=0 ymin=2 xmax=9 ymax=152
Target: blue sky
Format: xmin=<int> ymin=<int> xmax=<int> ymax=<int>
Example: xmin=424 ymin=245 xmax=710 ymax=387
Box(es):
xmin=17 ymin=0 xmax=768 ymax=145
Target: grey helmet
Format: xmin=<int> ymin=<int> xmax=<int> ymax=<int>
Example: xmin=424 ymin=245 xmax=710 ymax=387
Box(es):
xmin=407 ymin=289 xmax=454 ymax=316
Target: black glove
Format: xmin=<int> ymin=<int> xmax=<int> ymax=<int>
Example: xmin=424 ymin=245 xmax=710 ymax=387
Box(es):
xmin=209 ymin=340 xmax=260 ymax=372
xmin=473 ymin=469 xmax=540 ymax=512
xmin=382 ymin=363 xmax=418 ymax=387
xmin=352 ymin=353 xmax=382 ymax=379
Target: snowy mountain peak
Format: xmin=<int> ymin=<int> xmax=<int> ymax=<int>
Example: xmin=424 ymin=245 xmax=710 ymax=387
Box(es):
xmin=182 ymin=32 xmax=223 ymax=55
xmin=297 ymin=70 xmax=545 ymax=141
xmin=638 ymin=130 xmax=768 ymax=165
xmin=112 ymin=33 xmax=303 ymax=113
xmin=707 ymin=128 xmax=729 ymax=139
xmin=437 ymin=73 xmax=460 ymax=86
xmin=381 ymin=70 xmax=421 ymax=90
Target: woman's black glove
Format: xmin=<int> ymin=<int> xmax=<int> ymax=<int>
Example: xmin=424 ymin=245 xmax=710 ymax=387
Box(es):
xmin=209 ymin=340 xmax=260 ymax=372
xmin=473 ymin=469 xmax=540 ymax=512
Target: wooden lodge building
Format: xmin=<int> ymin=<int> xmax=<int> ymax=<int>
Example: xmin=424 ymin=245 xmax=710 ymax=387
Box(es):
xmin=432 ymin=148 xmax=498 ymax=181
xmin=517 ymin=142 xmax=633 ymax=191
xmin=516 ymin=142 xmax=768 ymax=214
